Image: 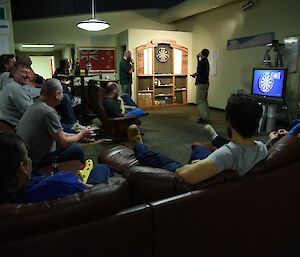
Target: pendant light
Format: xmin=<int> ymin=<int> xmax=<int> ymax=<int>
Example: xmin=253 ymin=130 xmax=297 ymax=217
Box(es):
xmin=77 ymin=0 xmax=110 ymax=32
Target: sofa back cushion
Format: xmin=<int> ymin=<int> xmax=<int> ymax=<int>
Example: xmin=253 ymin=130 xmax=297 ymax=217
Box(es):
xmin=98 ymin=145 xmax=138 ymax=172
xmin=250 ymin=135 xmax=300 ymax=174
xmin=0 ymin=177 xmax=129 ymax=243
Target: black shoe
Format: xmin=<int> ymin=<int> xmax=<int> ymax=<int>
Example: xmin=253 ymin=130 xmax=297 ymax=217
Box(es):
xmin=197 ymin=118 xmax=209 ymax=124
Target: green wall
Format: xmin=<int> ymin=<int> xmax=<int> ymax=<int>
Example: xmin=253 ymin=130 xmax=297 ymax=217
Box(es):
xmin=177 ymin=0 xmax=300 ymax=119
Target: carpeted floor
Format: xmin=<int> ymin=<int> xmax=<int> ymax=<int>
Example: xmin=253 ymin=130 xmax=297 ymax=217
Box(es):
xmin=82 ymin=105 xmax=268 ymax=165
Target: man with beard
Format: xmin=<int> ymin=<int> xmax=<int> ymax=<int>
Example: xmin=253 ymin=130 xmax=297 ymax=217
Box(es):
xmin=127 ymin=95 xmax=268 ymax=185
xmin=119 ymin=50 xmax=134 ymax=97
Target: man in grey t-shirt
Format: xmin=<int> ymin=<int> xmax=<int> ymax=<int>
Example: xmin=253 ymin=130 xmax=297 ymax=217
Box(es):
xmin=17 ymin=78 xmax=91 ymax=167
xmin=0 ymin=62 xmax=33 ymax=127
xmin=127 ymin=95 xmax=267 ymax=185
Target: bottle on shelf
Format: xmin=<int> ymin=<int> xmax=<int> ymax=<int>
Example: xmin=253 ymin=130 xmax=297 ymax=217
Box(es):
xmin=158 ymin=80 xmax=161 ymax=87
xmin=99 ymin=72 xmax=102 ymax=80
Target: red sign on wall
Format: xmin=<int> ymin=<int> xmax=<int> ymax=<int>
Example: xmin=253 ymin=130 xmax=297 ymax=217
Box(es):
xmin=79 ymin=47 xmax=116 ymax=73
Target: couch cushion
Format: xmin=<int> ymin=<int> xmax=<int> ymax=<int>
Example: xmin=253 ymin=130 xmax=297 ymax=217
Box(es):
xmin=123 ymin=166 xmax=186 ymax=204
xmin=249 ymin=135 xmax=300 ymax=174
xmin=98 ymin=145 xmax=138 ymax=172
xmin=0 ymin=177 xmax=129 ymax=243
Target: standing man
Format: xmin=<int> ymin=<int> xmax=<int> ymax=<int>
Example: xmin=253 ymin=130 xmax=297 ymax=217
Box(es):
xmin=119 ymin=50 xmax=134 ymax=97
xmin=191 ymin=49 xmax=210 ymax=124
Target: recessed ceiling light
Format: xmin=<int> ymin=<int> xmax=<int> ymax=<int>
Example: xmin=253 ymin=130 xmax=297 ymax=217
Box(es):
xmin=22 ymin=44 xmax=55 ymax=48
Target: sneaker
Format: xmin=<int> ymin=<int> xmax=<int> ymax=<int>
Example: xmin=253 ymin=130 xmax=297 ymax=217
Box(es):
xmin=197 ymin=118 xmax=209 ymax=124
xmin=71 ymin=121 xmax=86 ymax=132
xmin=203 ymin=124 xmax=218 ymax=142
xmin=127 ymin=124 xmax=143 ymax=146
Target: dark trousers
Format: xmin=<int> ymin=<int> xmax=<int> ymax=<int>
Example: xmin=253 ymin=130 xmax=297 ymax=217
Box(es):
xmin=38 ymin=143 xmax=85 ymax=167
xmin=212 ymin=135 xmax=230 ymax=148
xmin=87 ymin=164 xmax=114 ymax=184
xmin=56 ymin=93 xmax=77 ymax=125
xmin=133 ymin=143 xmax=212 ymax=172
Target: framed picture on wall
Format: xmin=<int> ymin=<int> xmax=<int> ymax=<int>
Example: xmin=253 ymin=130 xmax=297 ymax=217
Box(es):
xmin=78 ymin=47 xmax=116 ymax=73
xmin=284 ymin=36 xmax=300 ymax=73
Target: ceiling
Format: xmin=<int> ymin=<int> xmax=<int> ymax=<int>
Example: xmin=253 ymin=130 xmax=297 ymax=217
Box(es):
xmin=11 ymin=0 xmax=186 ymax=21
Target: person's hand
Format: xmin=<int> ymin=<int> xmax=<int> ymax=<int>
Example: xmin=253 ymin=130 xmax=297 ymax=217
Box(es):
xmin=190 ymin=73 xmax=197 ymax=78
xmin=80 ymin=128 xmax=91 ymax=139
xmin=269 ymin=129 xmax=288 ymax=140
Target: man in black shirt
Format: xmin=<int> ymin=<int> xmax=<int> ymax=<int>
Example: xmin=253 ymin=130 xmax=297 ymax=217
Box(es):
xmin=119 ymin=51 xmax=134 ymax=97
xmin=191 ymin=49 xmax=210 ymax=123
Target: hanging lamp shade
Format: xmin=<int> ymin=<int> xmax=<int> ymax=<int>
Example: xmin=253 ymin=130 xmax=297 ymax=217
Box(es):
xmin=77 ymin=0 xmax=110 ymax=31
xmin=77 ymin=19 xmax=110 ymax=31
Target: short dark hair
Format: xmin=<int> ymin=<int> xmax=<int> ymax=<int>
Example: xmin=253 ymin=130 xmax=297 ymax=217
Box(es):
xmin=225 ymin=95 xmax=263 ymax=138
xmin=201 ymin=49 xmax=209 ymax=57
xmin=11 ymin=62 xmax=31 ymax=74
xmin=106 ymin=82 xmax=118 ymax=93
xmin=0 ymin=133 xmax=26 ymax=189
xmin=16 ymin=55 xmax=32 ymax=66
xmin=0 ymin=54 xmax=15 ymax=73
xmin=40 ymin=78 xmax=62 ymax=96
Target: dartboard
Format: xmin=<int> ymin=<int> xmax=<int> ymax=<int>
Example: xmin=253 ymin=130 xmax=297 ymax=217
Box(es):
xmin=258 ymin=72 xmax=274 ymax=93
xmin=156 ymin=48 xmax=170 ymax=63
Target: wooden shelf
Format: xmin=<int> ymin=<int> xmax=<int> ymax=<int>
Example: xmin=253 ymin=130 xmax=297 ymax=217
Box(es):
xmin=154 ymin=74 xmax=173 ymax=77
xmin=136 ymin=40 xmax=188 ymax=108
xmin=155 ymin=94 xmax=173 ymax=97
xmin=138 ymin=90 xmax=153 ymax=93
xmin=155 ymin=85 xmax=173 ymax=88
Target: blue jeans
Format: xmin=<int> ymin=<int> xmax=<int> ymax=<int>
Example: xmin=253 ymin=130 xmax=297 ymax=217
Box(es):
xmin=87 ymin=164 xmax=114 ymax=184
xmin=125 ymin=108 xmax=145 ymax=118
xmin=121 ymin=84 xmax=132 ymax=97
xmin=134 ymin=143 xmax=211 ymax=172
xmin=56 ymin=93 xmax=77 ymax=125
xmin=120 ymin=93 xmax=137 ymax=106
xmin=38 ymin=143 xmax=85 ymax=167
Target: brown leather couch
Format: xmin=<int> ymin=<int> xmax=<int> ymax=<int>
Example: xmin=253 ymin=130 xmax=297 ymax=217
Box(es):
xmin=1 ymin=135 xmax=300 ymax=257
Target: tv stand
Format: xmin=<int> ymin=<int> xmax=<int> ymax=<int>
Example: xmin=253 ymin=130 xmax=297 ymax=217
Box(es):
xmin=258 ymin=103 xmax=277 ymax=134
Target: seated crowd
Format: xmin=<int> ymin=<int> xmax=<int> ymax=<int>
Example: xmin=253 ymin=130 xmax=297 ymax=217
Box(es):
xmin=0 ymin=54 xmax=299 ymax=204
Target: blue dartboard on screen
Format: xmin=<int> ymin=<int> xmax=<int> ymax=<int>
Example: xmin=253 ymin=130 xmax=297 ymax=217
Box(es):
xmin=258 ymin=72 xmax=274 ymax=93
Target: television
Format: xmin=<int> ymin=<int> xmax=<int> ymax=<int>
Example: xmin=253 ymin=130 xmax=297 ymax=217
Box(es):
xmin=251 ymin=68 xmax=288 ymax=104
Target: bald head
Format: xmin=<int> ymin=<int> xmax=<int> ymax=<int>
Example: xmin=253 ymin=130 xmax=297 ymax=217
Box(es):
xmin=40 ymin=78 xmax=63 ymax=96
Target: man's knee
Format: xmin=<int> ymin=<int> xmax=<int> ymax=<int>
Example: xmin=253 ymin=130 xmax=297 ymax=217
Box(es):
xmin=67 ymin=144 xmax=85 ymax=163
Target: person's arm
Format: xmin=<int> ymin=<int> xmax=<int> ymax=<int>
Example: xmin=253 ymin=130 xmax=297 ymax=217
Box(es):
xmin=175 ymin=159 xmax=218 ymax=185
xmin=118 ymin=97 xmax=126 ymax=115
xmin=10 ymin=88 xmax=33 ymax=114
xmin=52 ymin=128 xmax=91 ymax=149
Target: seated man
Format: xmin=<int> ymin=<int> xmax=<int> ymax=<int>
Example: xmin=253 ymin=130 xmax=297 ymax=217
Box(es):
xmin=203 ymin=118 xmax=300 ymax=150
xmin=0 ymin=62 xmax=33 ymax=127
xmin=0 ymin=54 xmax=16 ymax=91
xmin=103 ymin=82 xmax=146 ymax=118
xmin=127 ymin=95 xmax=268 ymax=185
xmin=53 ymin=59 xmax=84 ymax=130
xmin=16 ymin=78 xmax=90 ymax=168
xmin=0 ymin=133 xmax=113 ymax=203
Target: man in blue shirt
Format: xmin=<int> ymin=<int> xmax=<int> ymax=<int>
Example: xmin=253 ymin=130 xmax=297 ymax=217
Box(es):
xmin=0 ymin=133 xmax=113 ymax=203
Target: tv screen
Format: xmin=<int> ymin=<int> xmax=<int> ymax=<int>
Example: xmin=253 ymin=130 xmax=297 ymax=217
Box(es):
xmin=251 ymin=68 xmax=287 ymax=102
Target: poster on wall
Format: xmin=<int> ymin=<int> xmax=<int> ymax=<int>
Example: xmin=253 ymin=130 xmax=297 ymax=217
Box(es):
xmin=78 ymin=47 xmax=116 ymax=73
xmin=284 ymin=36 xmax=300 ymax=73
xmin=227 ymin=32 xmax=275 ymax=50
